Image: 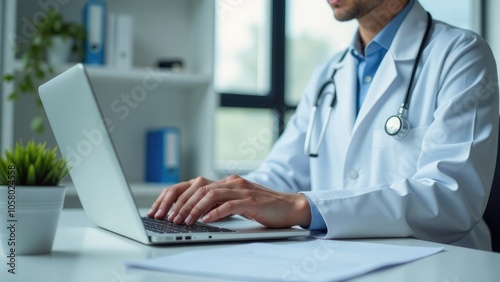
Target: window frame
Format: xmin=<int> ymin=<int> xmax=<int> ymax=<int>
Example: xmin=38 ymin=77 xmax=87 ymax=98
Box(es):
xmin=219 ymin=0 xmax=290 ymax=134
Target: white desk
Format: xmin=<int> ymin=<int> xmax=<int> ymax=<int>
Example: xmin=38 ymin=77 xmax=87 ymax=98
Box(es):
xmin=1 ymin=209 xmax=500 ymax=282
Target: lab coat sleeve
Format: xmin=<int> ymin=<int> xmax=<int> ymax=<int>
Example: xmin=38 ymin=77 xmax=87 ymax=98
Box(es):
xmin=243 ymin=60 xmax=332 ymax=193
xmin=302 ymin=35 xmax=499 ymax=244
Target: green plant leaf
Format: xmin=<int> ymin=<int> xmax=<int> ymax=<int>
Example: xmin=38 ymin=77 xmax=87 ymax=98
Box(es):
xmin=33 ymin=35 xmax=43 ymax=46
xmin=41 ymin=168 xmax=55 ymax=185
xmin=0 ymin=140 xmax=70 ymax=185
xmin=35 ymin=67 xmax=45 ymax=79
xmin=8 ymin=9 xmax=85 ymax=135
xmin=27 ymin=163 xmax=36 ymax=185
xmin=3 ymin=74 xmax=14 ymax=81
xmin=36 ymin=96 xmax=43 ymax=107
xmin=0 ymin=157 xmax=8 ymax=185
xmin=7 ymin=91 xmax=19 ymax=101
xmin=30 ymin=116 xmax=45 ymax=135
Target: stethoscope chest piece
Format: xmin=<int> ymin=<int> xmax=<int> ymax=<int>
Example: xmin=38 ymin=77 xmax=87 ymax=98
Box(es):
xmin=385 ymin=114 xmax=410 ymax=139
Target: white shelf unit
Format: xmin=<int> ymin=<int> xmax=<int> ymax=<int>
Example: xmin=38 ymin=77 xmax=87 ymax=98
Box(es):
xmin=1 ymin=0 xmax=217 ymax=188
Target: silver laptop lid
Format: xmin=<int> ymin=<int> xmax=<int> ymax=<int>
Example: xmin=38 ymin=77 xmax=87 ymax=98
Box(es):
xmin=39 ymin=64 xmax=150 ymax=244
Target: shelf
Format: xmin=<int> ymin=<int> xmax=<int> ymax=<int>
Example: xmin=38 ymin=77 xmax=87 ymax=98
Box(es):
xmin=14 ymin=60 xmax=211 ymax=89
xmin=5 ymin=0 xmax=216 ymax=186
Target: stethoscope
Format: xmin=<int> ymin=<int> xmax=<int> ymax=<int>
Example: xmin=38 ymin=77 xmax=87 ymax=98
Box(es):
xmin=304 ymin=12 xmax=433 ymax=158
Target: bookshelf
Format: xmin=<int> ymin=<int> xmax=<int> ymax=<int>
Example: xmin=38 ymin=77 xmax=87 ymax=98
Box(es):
xmin=1 ymin=0 xmax=218 ymax=203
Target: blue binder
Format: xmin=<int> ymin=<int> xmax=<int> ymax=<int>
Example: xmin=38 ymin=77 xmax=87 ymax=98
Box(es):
xmin=83 ymin=0 xmax=106 ymax=65
xmin=145 ymin=128 xmax=181 ymax=184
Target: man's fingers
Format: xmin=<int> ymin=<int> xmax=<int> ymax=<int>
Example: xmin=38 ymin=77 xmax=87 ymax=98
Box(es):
xmin=166 ymin=177 xmax=214 ymax=221
xmin=178 ymin=187 xmax=240 ymax=225
xmin=172 ymin=185 xmax=211 ymax=224
xmin=147 ymin=187 xmax=169 ymax=217
xmin=153 ymin=182 xmax=191 ymax=219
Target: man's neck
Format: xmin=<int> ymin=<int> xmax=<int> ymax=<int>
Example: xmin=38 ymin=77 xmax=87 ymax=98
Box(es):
xmin=357 ymin=0 xmax=409 ymax=47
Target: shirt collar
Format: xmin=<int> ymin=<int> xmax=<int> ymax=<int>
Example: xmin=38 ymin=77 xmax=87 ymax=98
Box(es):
xmin=351 ymin=0 xmax=415 ymax=57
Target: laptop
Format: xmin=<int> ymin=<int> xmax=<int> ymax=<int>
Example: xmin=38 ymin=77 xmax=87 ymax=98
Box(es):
xmin=38 ymin=64 xmax=310 ymax=245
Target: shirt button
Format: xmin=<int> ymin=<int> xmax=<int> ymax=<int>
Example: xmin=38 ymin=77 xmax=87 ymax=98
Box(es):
xmin=348 ymin=170 xmax=359 ymax=180
xmin=364 ymin=76 xmax=372 ymax=83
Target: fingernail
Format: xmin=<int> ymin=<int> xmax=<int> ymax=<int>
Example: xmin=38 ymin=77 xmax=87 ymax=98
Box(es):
xmin=185 ymin=215 xmax=193 ymax=225
xmin=174 ymin=214 xmax=183 ymax=224
xmin=202 ymin=214 xmax=211 ymax=222
xmin=167 ymin=211 xmax=177 ymax=221
xmin=155 ymin=208 xmax=163 ymax=217
xmin=148 ymin=208 xmax=153 ymax=215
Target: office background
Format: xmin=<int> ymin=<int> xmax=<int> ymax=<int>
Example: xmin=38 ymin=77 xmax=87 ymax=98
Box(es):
xmin=0 ymin=0 xmax=498 ymax=198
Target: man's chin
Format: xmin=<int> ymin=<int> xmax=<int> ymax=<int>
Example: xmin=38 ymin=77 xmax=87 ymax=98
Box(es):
xmin=332 ymin=10 xmax=355 ymax=22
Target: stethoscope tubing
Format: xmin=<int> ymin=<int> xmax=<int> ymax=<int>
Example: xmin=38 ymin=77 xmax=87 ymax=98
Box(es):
xmin=304 ymin=12 xmax=433 ymax=157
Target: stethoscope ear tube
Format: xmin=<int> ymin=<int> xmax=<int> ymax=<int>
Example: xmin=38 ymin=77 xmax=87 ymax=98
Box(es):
xmin=304 ymin=107 xmax=318 ymax=157
xmin=304 ymin=104 xmax=335 ymax=157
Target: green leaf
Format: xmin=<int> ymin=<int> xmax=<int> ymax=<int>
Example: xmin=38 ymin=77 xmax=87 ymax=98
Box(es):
xmin=27 ymin=163 xmax=36 ymax=185
xmin=7 ymin=92 xmax=19 ymax=101
xmin=33 ymin=35 xmax=43 ymax=46
xmin=3 ymin=74 xmax=14 ymax=81
xmin=36 ymin=97 xmax=43 ymax=107
xmin=41 ymin=168 xmax=55 ymax=185
xmin=35 ymin=67 xmax=45 ymax=79
xmin=24 ymin=76 xmax=35 ymax=93
xmin=0 ymin=158 xmax=8 ymax=185
xmin=30 ymin=116 xmax=45 ymax=135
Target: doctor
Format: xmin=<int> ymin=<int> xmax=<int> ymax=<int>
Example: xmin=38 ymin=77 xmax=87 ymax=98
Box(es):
xmin=148 ymin=0 xmax=499 ymax=250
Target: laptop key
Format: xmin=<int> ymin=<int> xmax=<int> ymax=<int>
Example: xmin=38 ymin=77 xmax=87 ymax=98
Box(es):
xmin=142 ymin=217 xmax=236 ymax=233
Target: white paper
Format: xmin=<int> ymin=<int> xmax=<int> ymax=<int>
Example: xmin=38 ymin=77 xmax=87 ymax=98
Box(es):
xmin=125 ymin=240 xmax=443 ymax=282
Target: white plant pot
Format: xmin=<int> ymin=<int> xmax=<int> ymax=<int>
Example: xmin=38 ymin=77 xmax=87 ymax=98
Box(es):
xmin=0 ymin=186 xmax=66 ymax=255
xmin=46 ymin=36 xmax=73 ymax=65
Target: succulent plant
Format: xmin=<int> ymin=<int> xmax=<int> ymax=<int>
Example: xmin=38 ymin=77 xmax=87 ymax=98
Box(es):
xmin=0 ymin=140 xmax=70 ymax=186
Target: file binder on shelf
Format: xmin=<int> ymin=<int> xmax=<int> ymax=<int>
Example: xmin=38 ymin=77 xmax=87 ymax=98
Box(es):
xmin=83 ymin=0 xmax=106 ymax=65
xmin=145 ymin=128 xmax=181 ymax=185
xmin=106 ymin=13 xmax=134 ymax=68
xmin=115 ymin=14 xmax=134 ymax=68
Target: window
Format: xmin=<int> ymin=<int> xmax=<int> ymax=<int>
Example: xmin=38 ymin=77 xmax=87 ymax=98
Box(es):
xmin=285 ymin=1 xmax=357 ymax=105
xmin=214 ymin=108 xmax=277 ymax=174
xmin=214 ymin=0 xmax=277 ymax=174
xmin=419 ymin=0 xmax=482 ymax=33
xmin=214 ymin=0 xmax=271 ymax=95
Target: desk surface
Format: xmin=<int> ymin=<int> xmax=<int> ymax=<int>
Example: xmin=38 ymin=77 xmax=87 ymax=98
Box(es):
xmin=1 ymin=209 xmax=500 ymax=282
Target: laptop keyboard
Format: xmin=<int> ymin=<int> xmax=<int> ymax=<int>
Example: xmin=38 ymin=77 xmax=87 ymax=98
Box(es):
xmin=142 ymin=217 xmax=236 ymax=234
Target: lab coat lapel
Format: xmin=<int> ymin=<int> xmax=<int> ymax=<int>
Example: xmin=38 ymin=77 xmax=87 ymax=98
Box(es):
xmin=352 ymin=56 xmax=398 ymax=134
xmin=351 ymin=0 xmax=429 ymax=135
xmin=334 ymin=53 xmax=357 ymax=137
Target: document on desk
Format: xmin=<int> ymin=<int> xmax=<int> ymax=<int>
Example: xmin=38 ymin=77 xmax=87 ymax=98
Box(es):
xmin=125 ymin=240 xmax=443 ymax=282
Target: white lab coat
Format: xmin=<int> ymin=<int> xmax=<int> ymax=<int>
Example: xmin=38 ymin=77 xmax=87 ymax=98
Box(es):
xmin=245 ymin=1 xmax=499 ymax=250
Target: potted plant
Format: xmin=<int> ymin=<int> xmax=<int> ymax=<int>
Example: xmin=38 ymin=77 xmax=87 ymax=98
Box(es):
xmin=0 ymin=140 xmax=70 ymax=255
xmin=2 ymin=9 xmax=85 ymax=134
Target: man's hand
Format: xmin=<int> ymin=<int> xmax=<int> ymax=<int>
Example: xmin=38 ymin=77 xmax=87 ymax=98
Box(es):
xmin=147 ymin=175 xmax=311 ymax=228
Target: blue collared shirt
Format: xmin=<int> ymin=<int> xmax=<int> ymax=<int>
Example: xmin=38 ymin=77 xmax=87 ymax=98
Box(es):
xmin=306 ymin=0 xmax=415 ymax=231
